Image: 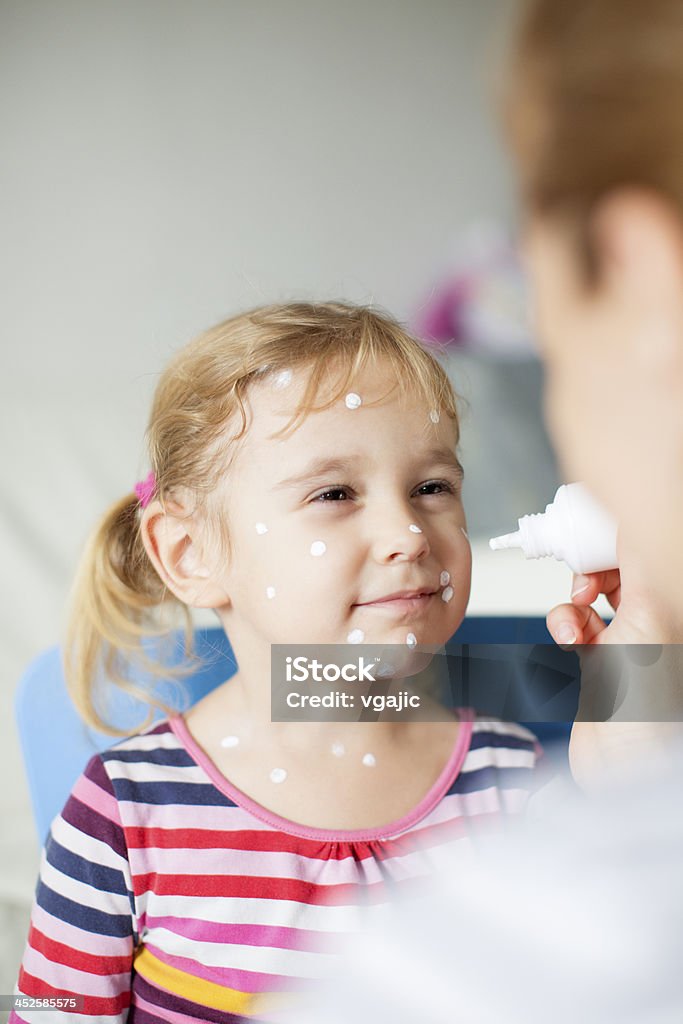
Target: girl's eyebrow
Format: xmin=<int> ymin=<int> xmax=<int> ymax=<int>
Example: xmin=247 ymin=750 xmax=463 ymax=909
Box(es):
xmin=272 ymin=446 xmax=464 ymax=490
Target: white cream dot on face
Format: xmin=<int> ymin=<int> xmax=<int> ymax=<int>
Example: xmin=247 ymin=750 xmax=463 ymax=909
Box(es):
xmin=270 ymin=768 xmax=288 ymax=784
xmin=347 ymin=628 xmax=365 ymax=644
xmin=408 ymin=523 xmax=422 ymax=534
xmin=221 ymin=735 xmax=240 ymax=748
xmin=440 ymin=570 xmax=450 ymax=587
xmin=429 ymin=409 xmax=440 ymax=424
xmin=362 ymin=753 xmax=376 ymax=768
xmin=406 ymin=633 xmax=417 ymax=647
xmin=345 ymin=392 xmax=362 ymax=410
xmin=255 ymin=522 xmax=268 ymax=535
xmin=441 ymin=586 xmax=454 ymax=603
xmin=310 ymin=540 xmax=327 ymax=557
xmin=461 ymin=527 xmax=469 ymax=541
xmin=331 ymin=742 xmax=346 ymax=758
xmin=266 ymin=586 xmax=276 ymax=600
xmin=272 ymin=369 xmax=292 ymax=390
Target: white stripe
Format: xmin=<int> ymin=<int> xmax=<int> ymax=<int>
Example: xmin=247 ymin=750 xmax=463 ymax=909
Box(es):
xmin=120 ymin=802 xmax=274 ymax=831
xmin=461 ymin=745 xmax=536 ymax=773
xmin=40 ymin=858 xmax=132 ymax=919
xmin=139 ymin=893 xmax=369 ymax=933
xmin=21 ymin=944 xmax=129 ymax=998
xmin=107 ymin=729 xmax=180 ymax=753
xmin=145 ymin=928 xmax=338 ymax=979
xmin=471 ymin=717 xmax=538 ymax=743
xmin=50 ymin=816 xmax=129 ymax=872
xmin=106 ymin=761 xmax=210 ymax=785
xmin=127 ymin=846 xmax=387 ymax=884
xmin=32 ymin=903 xmax=133 ymax=957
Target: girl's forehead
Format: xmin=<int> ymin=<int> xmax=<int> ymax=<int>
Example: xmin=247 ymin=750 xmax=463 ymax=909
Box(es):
xmin=246 ymin=363 xmax=437 ymax=441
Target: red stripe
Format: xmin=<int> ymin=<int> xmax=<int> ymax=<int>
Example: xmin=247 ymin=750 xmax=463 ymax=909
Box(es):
xmin=126 ymin=826 xmax=375 ymax=859
xmin=28 ymin=924 xmax=131 ymax=975
xmin=134 ymin=871 xmax=395 ymax=905
xmin=18 ymin=968 xmax=130 ymax=1015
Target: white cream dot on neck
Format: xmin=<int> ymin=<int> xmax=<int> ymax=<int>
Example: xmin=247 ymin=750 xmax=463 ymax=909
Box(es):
xmin=362 ymin=753 xmax=376 ymax=767
xmin=255 ymin=522 xmax=268 ymax=535
xmin=270 ymin=767 xmax=287 ymax=784
xmin=221 ymin=735 xmax=240 ymax=748
xmin=345 ymin=392 xmax=362 ymax=409
xmin=266 ymin=586 xmax=276 ymax=599
xmin=331 ymin=742 xmax=346 ymax=758
xmin=310 ymin=540 xmax=327 ymax=556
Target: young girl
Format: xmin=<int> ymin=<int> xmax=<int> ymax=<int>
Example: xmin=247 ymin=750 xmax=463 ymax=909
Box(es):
xmin=11 ymin=302 xmax=541 ymax=1023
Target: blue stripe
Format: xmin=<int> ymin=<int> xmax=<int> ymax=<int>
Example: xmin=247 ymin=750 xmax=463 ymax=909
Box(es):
xmin=469 ymin=731 xmax=535 ymax=753
xmin=47 ymin=838 xmax=128 ymax=896
xmin=112 ymin=780 xmax=237 ymax=807
xmin=37 ymin=881 xmax=133 ymax=938
xmin=447 ymin=764 xmax=535 ymax=796
xmin=101 ymin=747 xmax=196 ymax=768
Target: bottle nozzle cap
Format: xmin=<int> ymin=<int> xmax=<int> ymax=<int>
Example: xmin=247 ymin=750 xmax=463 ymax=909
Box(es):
xmin=489 ymin=530 xmax=522 ymax=552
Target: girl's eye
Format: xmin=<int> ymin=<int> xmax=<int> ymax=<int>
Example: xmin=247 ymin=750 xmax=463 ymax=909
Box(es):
xmin=416 ymin=479 xmax=457 ymax=496
xmin=310 ymin=480 xmax=458 ymax=504
xmin=311 ymin=487 xmax=352 ymax=503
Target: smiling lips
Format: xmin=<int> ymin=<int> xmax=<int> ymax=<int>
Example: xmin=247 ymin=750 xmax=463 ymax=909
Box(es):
xmin=356 ymin=589 xmax=437 ymax=614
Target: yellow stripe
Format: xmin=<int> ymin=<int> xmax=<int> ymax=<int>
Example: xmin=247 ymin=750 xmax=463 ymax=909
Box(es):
xmin=134 ymin=945 xmax=299 ymax=1017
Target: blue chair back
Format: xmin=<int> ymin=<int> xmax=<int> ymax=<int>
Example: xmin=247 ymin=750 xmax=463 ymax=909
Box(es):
xmin=15 ymin=619 xmax=571 ymax=843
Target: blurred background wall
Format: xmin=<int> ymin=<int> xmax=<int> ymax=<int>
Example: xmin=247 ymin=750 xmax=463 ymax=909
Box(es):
xmin=0 ymin=0 xmax=575 ymax=999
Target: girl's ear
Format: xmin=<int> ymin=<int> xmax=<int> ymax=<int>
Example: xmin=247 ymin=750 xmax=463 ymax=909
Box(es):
xmin=139 ymin=500 xmax=230 ymax=610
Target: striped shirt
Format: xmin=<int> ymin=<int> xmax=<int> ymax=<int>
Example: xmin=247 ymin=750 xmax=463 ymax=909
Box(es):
xmin=11 ymin=709 xmax=542 ymax=1023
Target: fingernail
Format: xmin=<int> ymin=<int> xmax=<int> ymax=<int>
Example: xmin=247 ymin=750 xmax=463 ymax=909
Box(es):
xmin=557 ymin=624 xmax=576 ymax=645
xmin=571 ymin=576 xmax=590 ymax=598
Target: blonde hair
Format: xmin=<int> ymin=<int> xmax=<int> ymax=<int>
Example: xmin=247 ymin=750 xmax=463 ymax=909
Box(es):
xmin=64 ymin=301 xmax=460 ymax=734
xmin=504 ymin=0 xmax=683 ymax=283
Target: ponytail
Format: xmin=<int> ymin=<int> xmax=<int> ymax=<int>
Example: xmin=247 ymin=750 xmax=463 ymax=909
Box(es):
xmin=62 ymin=491 xmax=196 ymax=735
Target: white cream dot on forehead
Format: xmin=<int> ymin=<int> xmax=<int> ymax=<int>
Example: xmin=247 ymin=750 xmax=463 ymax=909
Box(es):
xmin=406 ymin=633 xmax=417 ymax=647
xmin=255 ymin=522 xmax=268 ymax=535
xmin=345 ymin=392 xmax=362 ymax=409
xmin=362 ymin=753 xmax=377 ymax=767
xmin=272 ymin=369 xmax=293 ymax=389
xmin=310 ymin=540 xmax=327 ymax=557
xmin=440 ymin=570 xmax=450 ymax=587
xmin=220 ymin=735 xmax=240 ymax=748
xmin=270 ymin=768 xmax=288 ymax=784
xmin=441 ymin=586 xmax=454 ymax=603
xmin=347 ymin=628 xmax=365 ymax=644
xmin=408 ymin=523 xmax=422 ymax=534
xmin=429 ymin=409 xmax=440 ymax=424
xmin=266 ymin=586 xmax=276 ymax=599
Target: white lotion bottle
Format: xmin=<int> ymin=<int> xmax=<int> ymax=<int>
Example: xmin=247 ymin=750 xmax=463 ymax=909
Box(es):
xmin=489 ymin=482 xmax=618 ymax=574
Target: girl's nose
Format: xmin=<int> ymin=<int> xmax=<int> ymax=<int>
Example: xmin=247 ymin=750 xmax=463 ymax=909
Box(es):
xmin=371 ymin=516 xmax=430 ymax=564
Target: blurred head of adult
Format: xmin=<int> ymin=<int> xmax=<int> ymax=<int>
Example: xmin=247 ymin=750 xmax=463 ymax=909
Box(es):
xmin=504 ymin=0 xmax=683 ymax=607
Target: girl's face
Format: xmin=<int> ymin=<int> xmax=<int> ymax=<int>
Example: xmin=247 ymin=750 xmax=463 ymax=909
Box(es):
xmin=213 ymin=359 xmax=471 ymax=652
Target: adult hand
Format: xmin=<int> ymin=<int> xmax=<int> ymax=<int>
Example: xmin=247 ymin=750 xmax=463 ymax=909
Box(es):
xmin=545 ymin=543 xmax=683 ymax=790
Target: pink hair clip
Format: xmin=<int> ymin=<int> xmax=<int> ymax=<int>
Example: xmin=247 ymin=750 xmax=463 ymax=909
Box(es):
xmin=134 ymin=470 xmax=157 ymax=509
